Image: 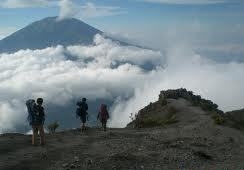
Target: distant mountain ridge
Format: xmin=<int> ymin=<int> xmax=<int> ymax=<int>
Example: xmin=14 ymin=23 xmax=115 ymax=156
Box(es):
xmin=0 ymin=17 xmax=129 ymax=53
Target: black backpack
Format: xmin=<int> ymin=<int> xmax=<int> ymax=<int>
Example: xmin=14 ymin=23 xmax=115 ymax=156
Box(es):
xmin=76 ymin=101 xmax=88 ymax=116
xmin=76 ymin=107 xmax=82 ymax=116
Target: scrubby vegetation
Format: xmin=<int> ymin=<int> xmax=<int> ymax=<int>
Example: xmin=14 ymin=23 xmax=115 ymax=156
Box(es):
xmin=128 ymin=105 xmax=179 ymax=128
xmin=47 ymin=121 xmax=59 ymax=134
xmin=159 ymin=88 xmax=222 ymax=113
xmin=226 ymin=109 xmax=244 ymax=130
xmin=139 ymin=112 xmax=178 ymax=128
xmin=128 ymin=88 xmax=243 ymax=131
xmin=211 ymin=113 xmax=225 ymax=125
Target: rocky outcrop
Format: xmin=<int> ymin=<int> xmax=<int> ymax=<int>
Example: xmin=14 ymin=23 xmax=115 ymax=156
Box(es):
xmin=159 ymin=88 xmax=223 ymax=113
xmin=128 ymin=88 xmax=226 ymax=128
xmin=226 ymin=109 xmax=244 ymax=130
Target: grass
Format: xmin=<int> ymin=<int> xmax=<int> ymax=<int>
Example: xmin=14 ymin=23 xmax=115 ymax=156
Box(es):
xmin=140 ymin=112 xmax=179 ymax=128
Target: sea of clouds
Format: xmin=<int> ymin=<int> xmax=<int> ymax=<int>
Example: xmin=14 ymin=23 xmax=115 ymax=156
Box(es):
xmin=0 ymin=34 xmax=244 ymax=133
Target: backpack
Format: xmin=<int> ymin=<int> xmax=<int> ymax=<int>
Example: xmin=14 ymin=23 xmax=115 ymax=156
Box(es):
xmin=76 ymin=101 xmax=88 ymax=117
xmin=76 ymin=107 xmax=82 ymax=116
xmin=26 ymin=99 xmax=36 ymax=125
xmin=99 ymin=104 xmax=109 ymax=120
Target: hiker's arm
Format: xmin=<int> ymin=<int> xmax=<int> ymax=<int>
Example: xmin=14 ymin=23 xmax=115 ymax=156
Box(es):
xmin=42 ymin=107 xmax=45 ymax=116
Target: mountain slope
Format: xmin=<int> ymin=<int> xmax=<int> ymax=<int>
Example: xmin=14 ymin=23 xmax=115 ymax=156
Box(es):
xmin=0 ymin=17 xmax=102 ymax=53
xmin=0 ymin=89 xmax=244 ymax=169
xmin=226 ymin=108 xmax=244 ymax=130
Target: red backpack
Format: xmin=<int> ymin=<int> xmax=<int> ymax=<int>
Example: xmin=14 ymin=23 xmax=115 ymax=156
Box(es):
xmin=100 ymin=104 xmax=109 ymax=120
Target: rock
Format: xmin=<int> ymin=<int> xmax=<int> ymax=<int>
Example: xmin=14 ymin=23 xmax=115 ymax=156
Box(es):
xmin=62 ymin=163 xmax=69 ymax=168
xmin=70 ymin=164 xmax=76 ymax=169
xmin=74 ymin=156 xmax=79 ymax=162
xmin=229 ymin=137 xmax=234 ymax=143
xmin=193 ymin=150 xmax=213 ymax=160
xmin=86 ymin=158 xmax=93 ymax=165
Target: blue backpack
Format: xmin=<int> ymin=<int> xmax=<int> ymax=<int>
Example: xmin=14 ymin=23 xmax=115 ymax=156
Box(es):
xmin=26 ymin=99 xmax=36 ymax=125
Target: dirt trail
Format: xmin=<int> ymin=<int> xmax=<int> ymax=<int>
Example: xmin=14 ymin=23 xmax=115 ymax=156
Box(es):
xmin=0 ymin=125 xmax=244 ymax=170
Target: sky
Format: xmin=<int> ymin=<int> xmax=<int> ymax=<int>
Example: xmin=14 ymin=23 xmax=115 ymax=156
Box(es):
xmin=0 ymin=0 xmax=244 ymax=57
xmin=0 ymin=0 xmax=244 ymax=133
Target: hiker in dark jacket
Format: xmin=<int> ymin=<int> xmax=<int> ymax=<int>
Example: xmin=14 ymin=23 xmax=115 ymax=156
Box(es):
xmin=27 ymin=98 xmax=45 ymax=145
xmin=97 ymin=104 xmax=109 ymax=131
xmin=76 ymin=98 xmax=88 ymax=131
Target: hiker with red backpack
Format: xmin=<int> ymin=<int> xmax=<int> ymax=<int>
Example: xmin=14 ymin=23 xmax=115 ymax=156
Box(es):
xmin=97 ymin=104 xmax=110 ymax=131
xmin=26 ymin=98 xmax=46 ymax=146
xmin=76 ymin=98 xmax=89 ymax=132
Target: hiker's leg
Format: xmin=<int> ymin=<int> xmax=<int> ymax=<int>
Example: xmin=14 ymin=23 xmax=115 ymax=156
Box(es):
xmin=39 ymin=126 xmax=45 ymax=145
xmin=32 ymin=126 xmax=38 ymax=145
xmin=81 ymin=123 xmax=85 ymax=131
xmin=101 ymin=122 xmax=103 ymax=131
xmin=102 ymin=121 xmax=106 ymax=131
xmin=104 ymin=122 xmax=107 ymax=131
xmin=104 ymin=120 xmax=107 ymax=131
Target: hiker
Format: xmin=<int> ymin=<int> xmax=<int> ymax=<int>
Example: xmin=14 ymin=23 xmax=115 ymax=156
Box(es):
xmin=26 ymin=98 xmax=45 ymax=145
xmin=97 ymin=104 xmax=109 ymax=131
xmin=76 ymin=98 xmax=88 ymax=131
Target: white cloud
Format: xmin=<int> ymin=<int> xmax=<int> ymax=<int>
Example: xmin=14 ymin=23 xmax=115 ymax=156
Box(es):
xmin=141 ymin=0 xmax=228 ymax=4
xmin=57 ymin=1 xmax=126 ymax=20
xmin=79 ymin=2 xmax=127 ymax=18
xmin=57 ymin=0 xmax=79 ymax=20
xmin=0 ymin=0 xmax=48 ymax=8
xmin=109 ymin=45 xmax=244 ymax=127
xmin=0 ymin=34 xmax=162 ymax=133
xmin=0 ymin=34 xmax=244 ymax=133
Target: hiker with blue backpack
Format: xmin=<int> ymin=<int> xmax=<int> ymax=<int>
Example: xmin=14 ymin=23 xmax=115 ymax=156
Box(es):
xmin=97 ymin=104 xmax=110 ymax=131
xmin=26 ymin=98 xmax=46 ymax=145
xmin=76 ymin=98 xmax=89 ymax=132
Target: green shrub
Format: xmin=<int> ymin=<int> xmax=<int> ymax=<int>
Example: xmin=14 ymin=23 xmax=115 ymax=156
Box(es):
xmin=140 ymin=117 xmax=165 ymax=127
xmin=212 ymin=114 xmax=225 ymax=125
xmin=47 ymin=121 xmax=59 ymax=134
xmin=164 ymin=112 xmax=178 ymax=124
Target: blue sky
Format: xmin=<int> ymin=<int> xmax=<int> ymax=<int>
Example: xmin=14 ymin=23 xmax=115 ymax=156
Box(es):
xmin=0 ymin=0 xmax=244 ymax=61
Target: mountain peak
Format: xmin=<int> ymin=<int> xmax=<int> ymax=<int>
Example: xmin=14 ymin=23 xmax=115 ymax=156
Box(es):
xmin=0 ymin=16 xmax=103 ymax=53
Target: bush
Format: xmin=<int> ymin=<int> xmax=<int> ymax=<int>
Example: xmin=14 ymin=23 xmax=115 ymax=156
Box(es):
xmin=47 ymin=121 xmax=59 ymax=134
xmin=199 ymin=100 xmax=218 ymax=111
xmin=212 ymin=114 xmax=225 ymax=125
xmin=140 ymin=117 xmax=165 ymax=127
xmin=164 ymin=112 xmax=178 ymax=124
